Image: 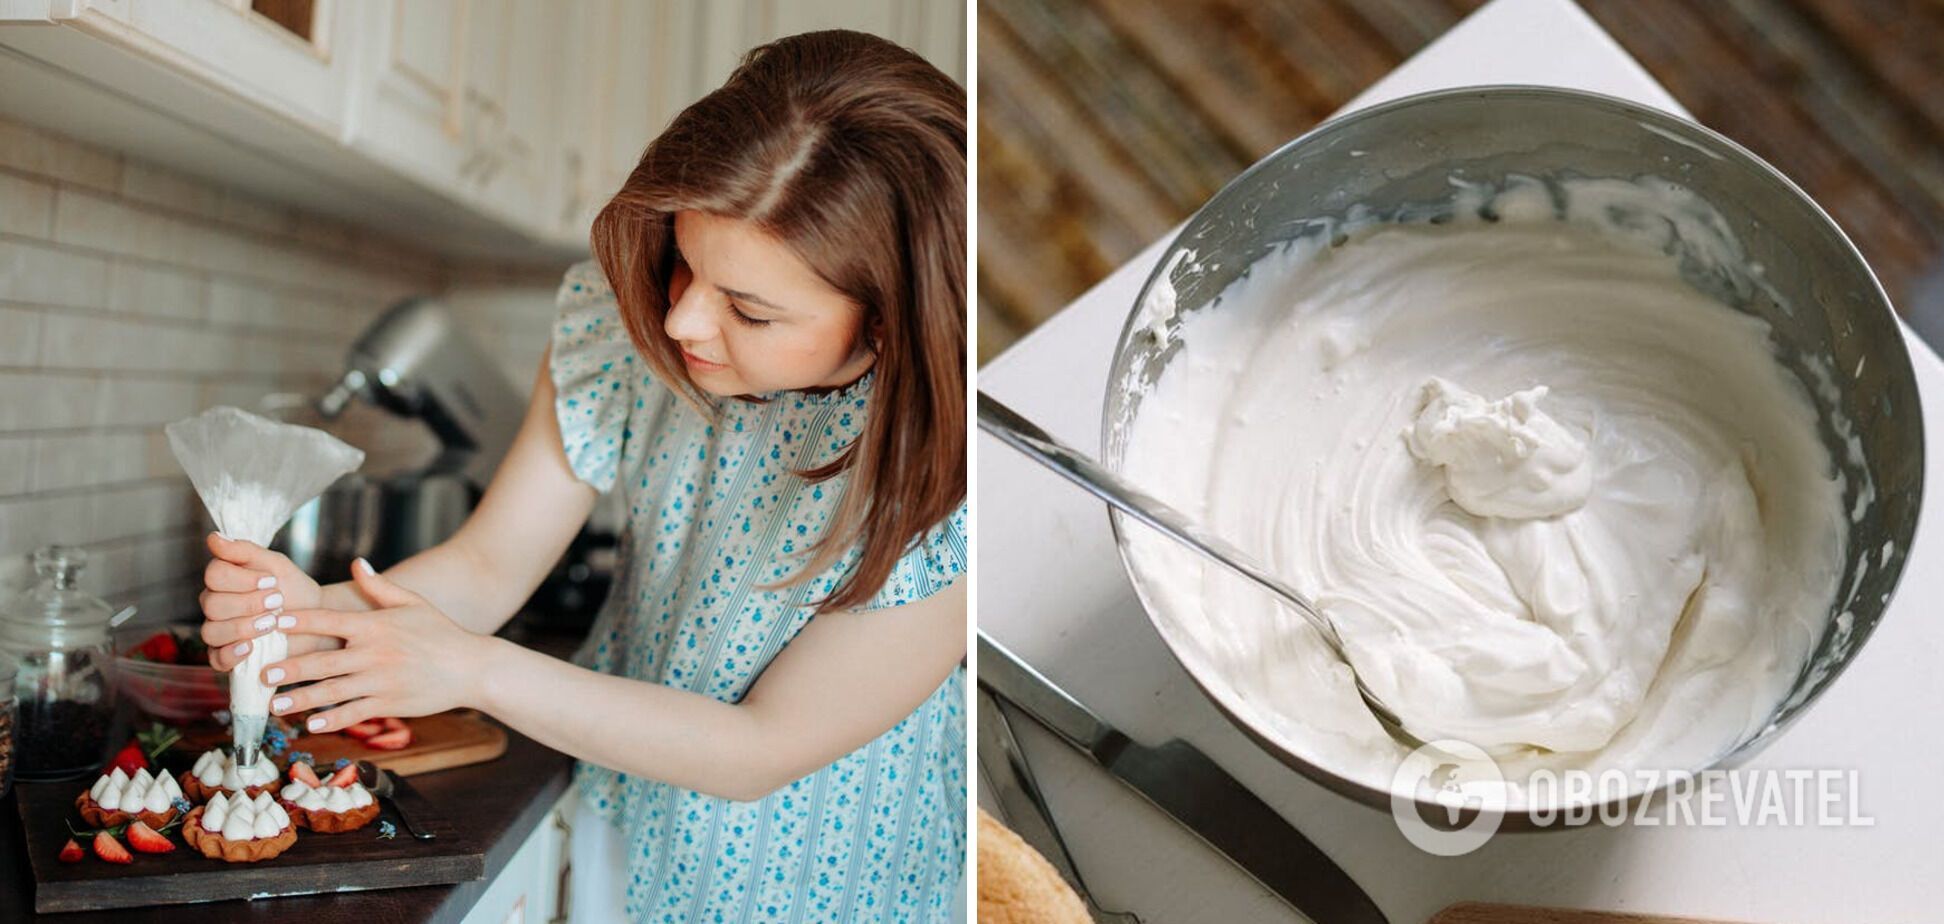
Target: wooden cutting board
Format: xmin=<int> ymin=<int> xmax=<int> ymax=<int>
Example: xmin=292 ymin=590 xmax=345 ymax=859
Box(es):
xmin=1432 ymin=903 xmax=1754 ymax=923
xmin=289 ymin=709 xmax=508 ymax=777
xmin=172 ymin=710 xmax=508 ymax=777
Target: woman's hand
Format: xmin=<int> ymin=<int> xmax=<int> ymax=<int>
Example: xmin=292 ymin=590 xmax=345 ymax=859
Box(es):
xmin=263 ymin=559 xmax=491 ymax=733
xmin=200 ymin=533 xmax=326 ymax=671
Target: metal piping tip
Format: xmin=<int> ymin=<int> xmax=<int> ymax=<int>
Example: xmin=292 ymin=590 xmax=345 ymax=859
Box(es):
xmin=232 ymin=713 xmax=268 ymax=767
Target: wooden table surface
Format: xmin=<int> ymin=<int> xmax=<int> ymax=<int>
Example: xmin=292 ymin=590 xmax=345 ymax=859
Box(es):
xmin=977 ymin=0 xmax=1944 ymax=361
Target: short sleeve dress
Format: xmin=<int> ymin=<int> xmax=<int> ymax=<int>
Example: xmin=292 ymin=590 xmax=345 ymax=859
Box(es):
xmin=548 ymin=259 xmax=967 ymax=923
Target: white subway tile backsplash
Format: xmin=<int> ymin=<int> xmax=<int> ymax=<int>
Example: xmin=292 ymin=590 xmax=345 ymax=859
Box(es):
xmin=0 ymin=111 xmax=565 ymax=605
xmin=108 ymin=259 xmax=206 ymax=320
xmin=50 ymin=187 xmax=154 ymax=257
xmin=0 ymin=170 xmax=54 ymax=237
xmin=0 ymin=437 xmax=33 ymax=495
xmin=0 ymin=121 xmax=120 ymax=192
xmin=0 ymin=370 xmax=98 ymax=429
xmin=0 ymin=239 xmax=113 ymax=308
xmin=93 ymin=376 xmax=199 ymax=427
xmin=87 ymin=481 xmax=199 ymax=544
xmin=30 ymin=432 xmax=146 ymax=492
xmin=0 ymin=304 xmax=41 ymax=366
xmin=119 ymin=161 xmax=222 ymax=219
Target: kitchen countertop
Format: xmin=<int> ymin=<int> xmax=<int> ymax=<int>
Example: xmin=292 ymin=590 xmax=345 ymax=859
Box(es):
xmin=0 ymin=621 xmax=585 ymax=923
xmin=975 ymin=0 xmax=1944 ymax=922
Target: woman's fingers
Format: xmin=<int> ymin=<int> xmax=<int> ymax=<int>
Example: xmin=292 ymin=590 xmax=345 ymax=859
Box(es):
xmin=298 ymin=698 xmax=384 ymax=735
xmin=198 ymin=604 xmax=285 ymax=650
xmin=262 ymin=645 xmax=370 ymax=691
xmin=199 ymin=586 xmax=287 ymax=622
xmin=204 ymin=557 xmax=277 ymax=594
xmin=274 ymin=608 xmax=367 ymax=642
xmin=268 ymin=673 xmax=367 ymax=720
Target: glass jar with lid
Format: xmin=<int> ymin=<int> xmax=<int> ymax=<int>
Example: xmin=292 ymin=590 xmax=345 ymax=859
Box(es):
xmin=0 ymin=545 xmax=119 ymax=781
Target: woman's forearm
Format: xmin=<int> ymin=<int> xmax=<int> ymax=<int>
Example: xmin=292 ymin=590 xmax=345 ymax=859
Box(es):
xmin=465 ymin=580 xmax=965 ymax=803
xmin=471 ymin=637 xmax=772 ymax=800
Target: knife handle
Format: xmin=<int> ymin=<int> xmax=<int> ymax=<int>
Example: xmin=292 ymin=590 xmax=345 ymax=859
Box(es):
xmin=977 ymin=631 xmax=1121 ymax=757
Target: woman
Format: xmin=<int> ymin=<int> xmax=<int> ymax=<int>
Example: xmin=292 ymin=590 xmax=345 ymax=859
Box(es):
xmin=197 ymin=30 xmax=966 ymax=922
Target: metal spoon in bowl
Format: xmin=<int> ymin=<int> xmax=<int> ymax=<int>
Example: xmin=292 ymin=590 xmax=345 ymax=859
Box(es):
xmin=977 ymin=393 xmax=1420 ymax=747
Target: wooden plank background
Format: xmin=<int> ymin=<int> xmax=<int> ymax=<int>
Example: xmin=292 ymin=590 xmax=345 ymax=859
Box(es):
xmin=976 ymin=0 xmax=1944 ymax=362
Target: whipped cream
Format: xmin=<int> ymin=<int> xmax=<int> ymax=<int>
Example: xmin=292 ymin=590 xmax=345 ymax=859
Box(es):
xmin=201 ymin=789 xmax=291 ymax=840
xmin=191 ymin=748 xmax=279 ymax=791
xmin=280 ymin=779 xmax=374 ymax=813
xmin=88 ymin=765 xmax=182 ymax=814
xmin=1121 ymin=177 xmax=1849 ymax=805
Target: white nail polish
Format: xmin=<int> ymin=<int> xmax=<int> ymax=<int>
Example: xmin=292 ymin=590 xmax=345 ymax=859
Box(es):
xmin=355 ymin=558 xmax=374 ymax=576
xmin=272 ymin=696 xmax=291 ymax=711
xmin=263 ymin=592 xmax=284 ymax=610
xmin=254 ymin=615 xmax=274 ymax=631
xmin=307 ymin=717 xmax=325 ymax=732
xmin=257 ymin=575 xmax=277 ymax=590
xmin=266 ymin=668 xmax=286 ymax=684
xmin=278 ymin=615 xmax=296 ymax=629
xmin=233 ymin=640 xmax=250 ymax=656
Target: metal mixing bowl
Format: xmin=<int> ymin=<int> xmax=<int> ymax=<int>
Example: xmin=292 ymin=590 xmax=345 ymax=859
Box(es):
xmin=1101 ymin=86 xmax=1923 ymax=825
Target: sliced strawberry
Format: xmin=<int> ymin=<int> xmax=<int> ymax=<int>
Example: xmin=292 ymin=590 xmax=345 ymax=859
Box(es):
xmin=379 ymin=717 xmax=408 ymax=731
xmin=342 ymin=720 xmax=383 ymax=741
xmin=109 ymin=740 xmax=148 ymax=775
xmin=364 ymin=727 xmax=413 ymax=750
xmin=92 ymin=832 xmax=132 ymax=864
xmin=290 ymin=762 xmax=322 ymax=787
xmin=58 ymin=839 xmax=84 ymax=864
xmin=126 ymin=821 xmax=174 ymax=854
xmin=327 ymin=764 xmax=359 ymax=788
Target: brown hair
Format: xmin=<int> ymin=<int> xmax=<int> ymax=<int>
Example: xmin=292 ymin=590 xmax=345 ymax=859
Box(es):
xmin=590 ymin=30 xmax=965 ymax=612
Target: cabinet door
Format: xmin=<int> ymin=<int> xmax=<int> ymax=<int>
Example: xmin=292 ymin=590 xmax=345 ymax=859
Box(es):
xmin=18 ymin=0 xmax=361 ymax=134
xmin=557 ymin=0 xmax=700 ymax=244
xmin=456 ymin=789 xmax=575 ymax=924
xmin=346 ymin=0 xmax=470 ymax=198
xmin=462 ymin=0 xmax=556 ymax=235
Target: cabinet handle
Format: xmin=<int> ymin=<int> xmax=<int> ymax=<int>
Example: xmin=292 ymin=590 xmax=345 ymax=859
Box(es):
xmin=547 ymin=810 xmax=572 ymax=924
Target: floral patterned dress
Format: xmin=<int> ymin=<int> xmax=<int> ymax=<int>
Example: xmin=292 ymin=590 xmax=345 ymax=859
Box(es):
xmin=548 ymin=259 xmax=966 ymax=923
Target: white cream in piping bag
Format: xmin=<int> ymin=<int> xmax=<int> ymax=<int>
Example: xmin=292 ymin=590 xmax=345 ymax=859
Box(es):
xmin=1122 ymin=176 xmax=1850 ymax=805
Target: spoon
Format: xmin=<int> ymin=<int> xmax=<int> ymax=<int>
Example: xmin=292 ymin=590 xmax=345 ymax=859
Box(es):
xmin=977 ymin=392 xmax=1420 ymax=746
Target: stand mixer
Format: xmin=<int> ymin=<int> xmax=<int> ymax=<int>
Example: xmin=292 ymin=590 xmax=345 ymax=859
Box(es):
xmin=286 ymin=297 xmax=525 ymax=577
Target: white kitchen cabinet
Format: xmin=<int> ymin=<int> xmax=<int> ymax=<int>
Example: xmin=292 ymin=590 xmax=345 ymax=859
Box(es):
xmin=345 ymin=0 xmax=561 ymax=246
xmin=0 ymin=0 xmax=964 ymax=262
xmin=459 ymin=788 xmax=576 ymax=924
xmin=0 ymin=0 xmax=358 ymax=136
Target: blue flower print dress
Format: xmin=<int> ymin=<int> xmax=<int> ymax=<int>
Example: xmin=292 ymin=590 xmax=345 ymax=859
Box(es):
xmin=547 ymin=259 xmax=967 ymax=923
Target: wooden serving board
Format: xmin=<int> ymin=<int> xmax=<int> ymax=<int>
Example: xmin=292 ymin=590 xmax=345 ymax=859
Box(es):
xmin=16 ymin=762 xmax=488 ymax=913
xmin=1431 ymin=903 xmax=1755 ymax=923
xmin=290 ymin=709 xmax=508 ymax=777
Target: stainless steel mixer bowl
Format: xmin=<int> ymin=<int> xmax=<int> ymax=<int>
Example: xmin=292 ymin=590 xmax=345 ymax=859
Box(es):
xmin=1101 ymin=86 xmax=1923 ymax=827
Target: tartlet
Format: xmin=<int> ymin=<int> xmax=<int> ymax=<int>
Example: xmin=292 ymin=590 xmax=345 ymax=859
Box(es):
xmin=181 ymin=791 xmax=297 ymax=863
xmin=75 ymin=766 xmax=184 ymax=829
xmin=278 ymin=778 xmax=380 ymax=832
xmin=179 ymin=748 xmax=280 ymax=802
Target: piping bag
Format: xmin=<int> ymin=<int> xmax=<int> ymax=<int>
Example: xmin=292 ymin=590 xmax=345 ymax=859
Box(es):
xmin=167 ymin=406 xmax=364 ymax=770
